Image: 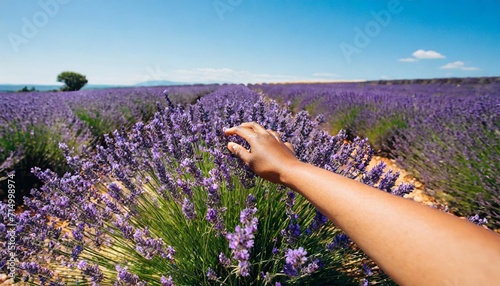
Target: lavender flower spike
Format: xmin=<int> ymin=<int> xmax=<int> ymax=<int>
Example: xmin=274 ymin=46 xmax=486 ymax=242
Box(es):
xmin=283 ymin=247 xmax=308 ymax=277
xmin=225 ymin=201 xmax=258 ymax=277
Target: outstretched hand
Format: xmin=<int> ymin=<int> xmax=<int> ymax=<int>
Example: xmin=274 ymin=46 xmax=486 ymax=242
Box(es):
xmin=224 ymin=122 xmax=299 ymax=184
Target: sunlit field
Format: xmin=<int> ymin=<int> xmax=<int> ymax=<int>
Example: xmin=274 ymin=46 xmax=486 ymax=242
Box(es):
xmin=0 ymin=79 xmax=497 ymax=285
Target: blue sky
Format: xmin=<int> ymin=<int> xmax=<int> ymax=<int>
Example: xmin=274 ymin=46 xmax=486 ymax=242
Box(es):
xmin=1 ymin=0 xmax=499 ymax=85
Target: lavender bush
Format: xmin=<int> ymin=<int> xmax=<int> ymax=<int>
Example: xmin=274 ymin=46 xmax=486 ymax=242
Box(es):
xmin=65 ymin=85 xmax=218 ymax=145
xmin=391 ymin=93 xmax=499 ymax=226
xmin=251 ymin=82 xmax=499 ymax=229
xmin=0 ymin=85 xmax=412 ymax=285
xmin=0 ymin=92 xmax=92 ymax=204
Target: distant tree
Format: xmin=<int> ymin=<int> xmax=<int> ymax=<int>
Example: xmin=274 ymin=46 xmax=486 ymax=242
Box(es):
xmin=57 ymin=71 xmax=88 ymax=91
xmin=17 ymin=86 xmax=36 ymax=92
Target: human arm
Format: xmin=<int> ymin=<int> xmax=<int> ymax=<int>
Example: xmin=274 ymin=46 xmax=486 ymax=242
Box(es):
xmin=224 ymin=122 xmax=500 ymax=286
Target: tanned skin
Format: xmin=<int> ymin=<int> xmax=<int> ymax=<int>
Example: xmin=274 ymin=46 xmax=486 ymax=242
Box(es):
xmin=225 ymin=122 xmax=500 ymax=286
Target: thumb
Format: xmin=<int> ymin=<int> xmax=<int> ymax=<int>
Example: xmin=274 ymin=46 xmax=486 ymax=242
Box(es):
xmin=228 ymin=142 xmax=251 ymax=163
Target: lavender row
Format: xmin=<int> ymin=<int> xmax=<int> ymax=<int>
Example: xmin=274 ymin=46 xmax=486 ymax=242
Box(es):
xmin=250 ymin=82 xmax=499 ymax=228
xmin=0 ymin=85 xmax=218 ymax=203
xmin=0 ymin=85 xmax=411 ymax=285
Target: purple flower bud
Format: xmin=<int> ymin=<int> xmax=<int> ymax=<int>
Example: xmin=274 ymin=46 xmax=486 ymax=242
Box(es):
xmin=363 ymin=263 xmax=373 ymax=276
xmin=206 ymin=208 xmax=218 ymax=224
xmin=182 ymin=198 xmax=196 ymax=220
xmin=161 ymin=275 xmax=175 ymax=286
xmin=467 ymin=214 xmax=488 ymax=226
xmin=219 ymin=252 xmax=231 ymax=267
xmin=206 ymin=267 xmax=218 ymax=281
xmin=327 ymin=233 xmax=351 ymax=251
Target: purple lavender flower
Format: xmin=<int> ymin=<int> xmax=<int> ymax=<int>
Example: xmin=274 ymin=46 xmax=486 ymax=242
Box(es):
xmin=327 ymin=233 xmax=351 ymax=251
xmin=72 ymin=245 xmax=83 ymax=259
xmin=392 ymin=183 xmax=414 ymax=197
xmin=377 ymin=170 xmax=400 ymax=192
xmin=287 ymin=222 xmax=301 ymax=238
xmin=303 ymin=259 xmax=320 ymax=274
xmin=133 ymin=228 xmax=173 ymax=260
xmin=164 ymin=246 xmax=176 ymax=261
xmin=182 ymin=198 xmax=196 ymax=220
xmin=71 ymin=222 xmax=85 ymax=241
xmin=284 ymin=247 xmax=308 ymax=276
xmin=363 ymin=263 xmax=373 ymax=276
xmin=176 ymin=179 xmax=193 ymax=197
xmin=160 ymin=275 xmax=175 ymax=286
xmin=206 ymin=208 xmax=218 ymax=224
xmin=238 ymin=260 xmax=251 ymax=277
xmin=219 ymin=252 xmax=231 ymax=268
xmin=361 ymin=162 xmax=386 ymax=187
xmin=467 ymin=214 xmax=488 ymax=226
xmin=115 ymin=265 xmax=140 ymax=284
xmin=206 ymin=267 xmax=218 ymax=281
xmin=203 ymin=177 xmax=219 ymax=201
xmin=246 ymin=194 xmax=256 ymax=208
xmin=77 ymin=260 xmax=104 ymax=284
xmin=114 ymin=215 xmax=135 ymax=240
xmin=283 ymin=246 xmax=319 ymax=277
xmin=225 ymin=205 xmax=258 ymax=277
xmin=308 ymin=210 xmax=328 ymax=232
xmin=20 ymin=261 xmax=53 ymax=277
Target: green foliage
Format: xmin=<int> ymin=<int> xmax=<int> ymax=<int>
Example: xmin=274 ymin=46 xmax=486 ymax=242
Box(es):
xmin=57 ymin=71 xmax=88 ymax=91
xmin=0 ymin=123 xmax=82 ymax=204
xmin=303 ymin=98 xmax=326 ymax=117
xmin=72 ymin=101 xmax=156 ymax=146
xmin=363 ymin=116 xmax=407 ymax=153
xmin=328 ymin=107 xmax=361 ymax=138
xmin=289 ymin=97 xmax=304 ymax=114
xmin=72 ymin=109 xmax=111 ymax=145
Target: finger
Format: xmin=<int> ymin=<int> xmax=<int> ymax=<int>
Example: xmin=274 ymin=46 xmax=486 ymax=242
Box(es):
xmin=240 ymin=122 xmax=268 ymax=133
xmin=227 ymin=142 xmax=251 ymax=163
xmin=267 ymin=130 xmax=281 ymax=142
xmin=284 ymin=142 xmax=295 ymax=154
xmin=224 ymin=125 xmax=257 ymax=142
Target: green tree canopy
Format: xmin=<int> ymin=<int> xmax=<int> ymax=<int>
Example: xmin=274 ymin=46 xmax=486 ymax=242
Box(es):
xmin=57 ymin=71 xmax=88 ymax=91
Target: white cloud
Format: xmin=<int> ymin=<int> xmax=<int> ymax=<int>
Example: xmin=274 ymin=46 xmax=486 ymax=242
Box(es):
xmin=398 ymin=57 xmax=417 ymax=62
xmin=398 ymin=49 xmax=445 ymax=63
xmin=412 ymin=49 xmax=446 ymax=59
xmin=312 ymin=72 xmax=340 ymax=78
xmin=440 ymin=61 xmax=480 ymax=71
xmin=138 ymin=67 xmax=352 ymax=84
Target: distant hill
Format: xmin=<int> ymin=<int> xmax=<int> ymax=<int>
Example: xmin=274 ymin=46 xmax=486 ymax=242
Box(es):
xmin=0 ymin=84 xmax=61 ymax=92
xmin=0 ymin=81 xmax=197 ymax=92
xmin=366 ymin=76 xmax=500 ymax=85
xmin=0 ymin=84 xmax=131 ymax=92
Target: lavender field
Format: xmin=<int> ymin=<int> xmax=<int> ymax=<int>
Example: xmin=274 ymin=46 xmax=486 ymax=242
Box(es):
xmin=0 ymin=85 xmax=217 ymax=205
xmin=250 ymin=81 xmax=499 ymax=227
xmin=0 ymin=82 xmax=497 ymax=284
